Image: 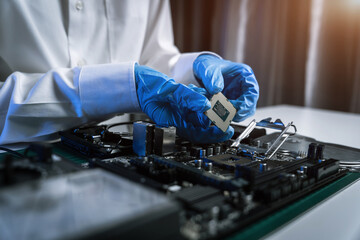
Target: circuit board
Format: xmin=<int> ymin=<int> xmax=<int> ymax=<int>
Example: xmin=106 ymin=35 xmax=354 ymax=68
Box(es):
xmin=1 ymin=119 xmax=359 ymax=240
xmin=57 ymin=119 xmax=358 ymax=240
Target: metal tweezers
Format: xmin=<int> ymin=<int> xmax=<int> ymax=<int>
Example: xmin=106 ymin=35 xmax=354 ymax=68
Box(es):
xmin=231 ymin=118 xmax=297 ymax=159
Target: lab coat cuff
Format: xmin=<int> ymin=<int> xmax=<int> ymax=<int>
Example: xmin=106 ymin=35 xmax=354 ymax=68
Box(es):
xmin=78 ymin=62 xmax=141 ymax=118
xmin=172 ymin=51 xmax=222 ymax=86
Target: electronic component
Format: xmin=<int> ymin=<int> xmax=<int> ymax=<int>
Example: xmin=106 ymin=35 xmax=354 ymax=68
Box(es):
xmin=59 ymin=125 xmax=132 ymax=158
xmin=206 ymin=153 xmax=252 ymax=168
xmin=205 ymin=92 xmax=236 ymax=132
xmin=307 ymin=143 xmax=317 ymax=159
xmin=0 ymin=144 xmax=81 ymax=188
xmin=256 ymin=117 xmax=286 ymax=130
xmin=315 ymin=144 xmax=325 ymax=160
xmin=306 ymin=158 xmax=339 ymax=180
xmin=0 ymin=169 xmax=180 ymax=240
xmin=49 ymin=119 xmax=360 ymax=240
xmin=133 ymin=121 xmax=155 ymax=156
xmin=231 ymin=119 xmax=257 ymax=148
xmin=264 ymin=121 xmax=296 ymax=159
xmin=154 ymin=126 xmax=176 ymax=156
xmin=231 ymin=118 xmax=297 ymax=159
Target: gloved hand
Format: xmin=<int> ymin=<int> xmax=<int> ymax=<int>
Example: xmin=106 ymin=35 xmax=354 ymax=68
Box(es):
xmin=193 ymin=54 xmax=259 ymax=122
xmin=135 ymin=64 xmax=234 ymax=143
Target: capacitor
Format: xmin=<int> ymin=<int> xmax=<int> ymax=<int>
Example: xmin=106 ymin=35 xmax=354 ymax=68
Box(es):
xmin=307 ymin=143 xmax=318 ymax=160
xmin=300 ymin=165 xmax=308 ymax=174
xmin=195 ymin=159 xmax=202 ymax=169
xmin=204 ymin=162 xmax=213 ymax=172
xmin=214 ymin=146 xmax=221 ymax=155
xmin=315 ymin=144 xmax=325 ymax=160
xmin=207 ymin=147 xmax=214 ymax=156
xmin=211 ymin=206 xmax=220 ymax=220
xmin=200 ymin=149 xmax=206 ymax=158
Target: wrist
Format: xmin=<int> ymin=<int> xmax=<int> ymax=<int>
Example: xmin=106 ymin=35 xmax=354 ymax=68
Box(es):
xmin=78 ymin=62 xmax=141 ymax=118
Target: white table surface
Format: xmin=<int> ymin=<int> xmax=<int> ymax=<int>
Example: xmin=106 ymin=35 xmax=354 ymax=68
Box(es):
xmin=241 ymin=105 xmax=360 ymax=149
xmin=264 ymin=179 xmax=360 ymax=240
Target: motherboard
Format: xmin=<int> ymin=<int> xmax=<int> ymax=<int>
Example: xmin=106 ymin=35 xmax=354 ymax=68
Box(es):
xmin=1 ymin=117 xmax=359 ymax=240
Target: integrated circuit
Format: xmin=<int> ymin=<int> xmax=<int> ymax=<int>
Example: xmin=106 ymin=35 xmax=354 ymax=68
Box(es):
xmin=213 ymin=100 xmax=230 ymax=121
xmin=205 ymin=93 xmax=236 ymax=132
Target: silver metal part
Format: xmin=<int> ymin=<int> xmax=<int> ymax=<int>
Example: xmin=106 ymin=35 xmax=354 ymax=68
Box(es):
xmin=229 ymin=118 xmax=297 ymax=159
xmin=231 ymin=119 xmax=257 ymax=148
xmin=207 ymin=162 xmax=213 ymax=172
xmin=339 ymin=161 xmax=360 ymax=172
xmin=256 ymin=117 xmax=286 ymax=130
xmin=205 ymin=92 xmax=236 ymax=132
xmin=265 ymin=122 xmax=297 ymax=159
xmin=196 ymin=159 xmax=202 ymax=169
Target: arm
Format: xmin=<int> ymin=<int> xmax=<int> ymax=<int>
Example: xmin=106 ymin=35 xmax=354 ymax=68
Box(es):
xmin=0 ymin=63 xmax=140 ymax=145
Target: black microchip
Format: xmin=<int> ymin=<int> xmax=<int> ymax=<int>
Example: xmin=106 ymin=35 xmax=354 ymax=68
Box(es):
xmin=213 ymin=100 xmax=230 ymax=122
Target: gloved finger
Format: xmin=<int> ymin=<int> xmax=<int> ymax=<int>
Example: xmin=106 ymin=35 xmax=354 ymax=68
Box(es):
xmin=174 ymin=85 xmax=211 ymax=128
xmin=222 ymin=63 xmax=257 ymax=98
xmin=144 ymin=101 xmax=210 ymax=129
xmin=135 ymin=64 xmax=213 ymax=132
xmin=177 ymin=124 xmax=234 ymax=144
xmin=187 ymin=84 xmax=207 ymax=95
xmin=201 ymin=65 xmax=224 ymax=95
xmin=142 ymin=101 xmax=176 ymax=127
xmin=230 ymin=87 xmax=258 ymax=122
xmin=193 ymin=57 xmax=224 ymax=95
xmin=143 ymin=76 xmax=210 ymax=113
xmin=179 ymin=85 xmax=211 ymax=127
xmin=169 ymin=84 xmax=211 ymax=113
xmin=137 ymin=67 xmax=211 ymax=113
xmin=230 ymin=99 xmax=256 ymax=122
xmin=223 ymin=66 xmax=259 ymax=122
xmin=185 ymin=111 xmax=211 ymax=128
xmin=135 ymin=66 xmax=211 ymax=112
xmin=187 ymin=84 xmax=212 ymax=99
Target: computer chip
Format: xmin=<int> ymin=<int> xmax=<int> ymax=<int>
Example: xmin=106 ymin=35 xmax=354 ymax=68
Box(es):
xmin=213 ymin=100 xmax=230 ymax=121
xmin=204 ymin=92 xmax=236 ymax=132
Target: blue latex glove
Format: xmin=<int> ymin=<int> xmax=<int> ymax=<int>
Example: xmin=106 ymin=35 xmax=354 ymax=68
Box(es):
xmin=193 ymin=54 xmax=259 ymax=122
xmin=135 ymin=64 xmax=234 ymax=143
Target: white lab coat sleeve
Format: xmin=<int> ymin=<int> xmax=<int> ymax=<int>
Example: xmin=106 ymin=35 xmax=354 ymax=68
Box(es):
xmin=139 ymin=0 xmax=221 ymax=87
xmin=0 ymin=62 xmax=140 ymax=145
